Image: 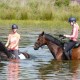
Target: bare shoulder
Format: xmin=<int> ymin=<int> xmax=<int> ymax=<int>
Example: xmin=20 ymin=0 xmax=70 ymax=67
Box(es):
xmin=74 ymin=23 xmax=79 ymax=28
xmin=16 ymin=33 xmax=20 ymax=36
xmin=16 ymin=33 xmax=20 ymax=39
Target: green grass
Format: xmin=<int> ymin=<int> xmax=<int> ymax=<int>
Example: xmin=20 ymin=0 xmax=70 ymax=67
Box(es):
xmin=0 ymin=20 xmax=68 ymax=27
xmin=0 ymin=0 xmax=80 ymax=21
xmin=1 ymin=19 xmax=80 ymax=28
xmin=0 ymin=20 xmax=72 ymax=35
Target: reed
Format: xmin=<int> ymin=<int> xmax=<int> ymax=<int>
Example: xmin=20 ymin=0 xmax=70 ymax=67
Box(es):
xmin=0 ymin=0 xmax=80 ymax=21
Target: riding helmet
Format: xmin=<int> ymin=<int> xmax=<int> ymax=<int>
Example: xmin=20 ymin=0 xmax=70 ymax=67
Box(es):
xmin=12 ymin=24 xmax=18 ymax=29
xmin=68 ymin=17 xmax=76 ymax=22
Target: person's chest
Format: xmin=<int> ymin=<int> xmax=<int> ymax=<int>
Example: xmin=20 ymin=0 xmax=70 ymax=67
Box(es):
xmin=9 ymin=34 xmax=18 ymax=42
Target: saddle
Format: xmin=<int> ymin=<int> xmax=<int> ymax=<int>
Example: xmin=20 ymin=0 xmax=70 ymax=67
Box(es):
xmin=63 ymin=41 xmax=80 ymax=60
xmin=73 ymin=42 xmax=80 ymax=48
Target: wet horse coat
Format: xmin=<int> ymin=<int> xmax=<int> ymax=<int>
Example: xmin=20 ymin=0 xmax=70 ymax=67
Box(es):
xmin=34 ymin=32 xmax=80 ymax=60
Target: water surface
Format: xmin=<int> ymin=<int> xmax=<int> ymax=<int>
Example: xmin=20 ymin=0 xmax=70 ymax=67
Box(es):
xmin=0 ymin=25 xmax=80 ymax=80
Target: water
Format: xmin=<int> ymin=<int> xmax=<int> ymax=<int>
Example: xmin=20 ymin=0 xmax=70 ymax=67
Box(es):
xmin=0 ymin=25 xmax=80 ymax=80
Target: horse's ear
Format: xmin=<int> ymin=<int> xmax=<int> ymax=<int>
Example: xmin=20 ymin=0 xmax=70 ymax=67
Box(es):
xmin=41 ymin=31 xmax=44 ymax=35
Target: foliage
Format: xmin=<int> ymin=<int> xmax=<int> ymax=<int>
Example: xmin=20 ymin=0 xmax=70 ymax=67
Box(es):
xmin=54 ymin=0 xmax=70 ymax=7
xmin=0 ymin=0 xmax=79 ymax=21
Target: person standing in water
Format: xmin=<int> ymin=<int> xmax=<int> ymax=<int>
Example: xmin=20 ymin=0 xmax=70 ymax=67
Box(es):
xmin=5 ymin=24 xmax=20 ymax=59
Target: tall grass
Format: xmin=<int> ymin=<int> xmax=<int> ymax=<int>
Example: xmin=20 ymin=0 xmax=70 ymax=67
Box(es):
xmin=0 ymin=0 xmax=80 ymax=21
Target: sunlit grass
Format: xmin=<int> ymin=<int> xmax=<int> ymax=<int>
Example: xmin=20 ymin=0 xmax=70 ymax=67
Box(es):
xmin=0 ymin=20 xmax=68 ymax=27
xmin=0 ymin=0 xmax=80 ymax=21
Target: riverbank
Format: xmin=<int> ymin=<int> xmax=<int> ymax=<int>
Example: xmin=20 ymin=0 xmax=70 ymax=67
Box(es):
xmin=0 ymin=20 xmax=69 ymax=28
xmin=0 ymin=20 xmax=72 ymax=35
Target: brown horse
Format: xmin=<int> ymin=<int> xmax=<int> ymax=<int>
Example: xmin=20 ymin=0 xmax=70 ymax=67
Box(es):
xmin=0 ymin=42 xmax=30 ymax=60
xmin=34 ymin=32 xmax=80 ymax=60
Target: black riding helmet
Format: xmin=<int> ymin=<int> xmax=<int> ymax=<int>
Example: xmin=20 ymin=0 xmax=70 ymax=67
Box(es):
xmin=68 ymin=17 xmax=76 ymax=23
xmin=12 ymin=24 xmax=18 ymax=29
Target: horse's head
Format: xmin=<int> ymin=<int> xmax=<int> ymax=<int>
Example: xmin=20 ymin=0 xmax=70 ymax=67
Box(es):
xmin=34 ymin=32 xmax=65 ymax=60
xmin=34 ymin=31 xmax=46 ymax=50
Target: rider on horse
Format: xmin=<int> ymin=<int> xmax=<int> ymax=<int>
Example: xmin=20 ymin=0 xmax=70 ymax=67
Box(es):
xmin=62 ymin=17 xmax=79 ymax=59
xmin=5 ymin=24 xmax=20 ymax=59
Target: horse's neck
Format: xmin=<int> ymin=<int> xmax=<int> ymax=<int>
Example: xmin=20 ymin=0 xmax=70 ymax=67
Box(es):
xmin=46 ymin=41 xmax=63 ymax=60
xmin=46 ymin=41 xmax=58 ymax=58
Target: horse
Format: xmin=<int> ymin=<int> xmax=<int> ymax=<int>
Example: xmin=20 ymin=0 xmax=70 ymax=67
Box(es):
xmin=0 ymin=42 xmax=30 ymax=60
xmin=34 ymin=31 xmax=80 ymax=60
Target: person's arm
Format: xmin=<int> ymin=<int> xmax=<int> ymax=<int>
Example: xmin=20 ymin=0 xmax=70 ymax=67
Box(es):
xmin=5 ymin=36 xmax=10 ymax=47
xmin=64 ymin=27 xmax=76 ymax=38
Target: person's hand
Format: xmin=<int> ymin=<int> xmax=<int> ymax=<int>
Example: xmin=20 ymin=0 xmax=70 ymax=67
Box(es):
xmin=8 ymin=45 xmax=13 ymax=50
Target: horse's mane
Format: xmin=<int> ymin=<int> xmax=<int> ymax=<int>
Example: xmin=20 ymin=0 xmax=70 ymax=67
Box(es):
xmin=0 ymin=42 xmax=10 ymax=58
xmin=44 ymin=33 xmax=62 ymax=47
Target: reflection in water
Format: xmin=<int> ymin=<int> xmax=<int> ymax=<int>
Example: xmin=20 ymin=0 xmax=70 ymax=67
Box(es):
xmin=39 ymin=60 xmax=64 ymax=80
xmin=7 ymin=60 xmax=20 ymax=80
xmin=38 ymin=60 xmax=80 ymax=80
xmin=71 ymin=60 xmax=80 ymax=80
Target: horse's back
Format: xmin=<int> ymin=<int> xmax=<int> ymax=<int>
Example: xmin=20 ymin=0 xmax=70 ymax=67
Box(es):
xmin=72 ymin=46 xmax=80 ymax=60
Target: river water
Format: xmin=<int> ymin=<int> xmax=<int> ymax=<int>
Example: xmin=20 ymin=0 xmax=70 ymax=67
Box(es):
xmin=0 ymin=25 xmax=80 ymax=80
